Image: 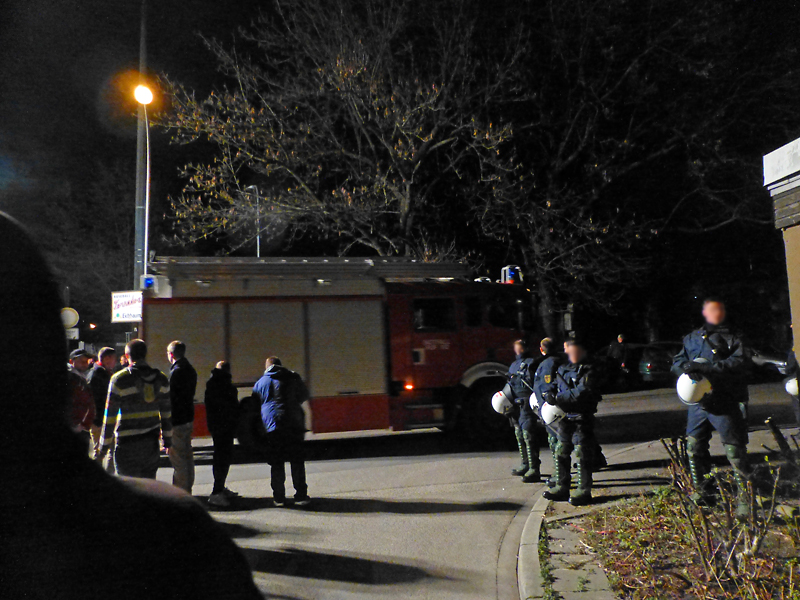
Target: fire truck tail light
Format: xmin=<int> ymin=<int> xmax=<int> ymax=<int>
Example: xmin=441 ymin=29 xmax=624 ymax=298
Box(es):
xmin=404 ymin=383 xmax=414 ymax=391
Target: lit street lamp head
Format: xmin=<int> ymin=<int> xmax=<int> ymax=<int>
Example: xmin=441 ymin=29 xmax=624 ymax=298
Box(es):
xmin=134 ymin=84 xmax=153 ymax=105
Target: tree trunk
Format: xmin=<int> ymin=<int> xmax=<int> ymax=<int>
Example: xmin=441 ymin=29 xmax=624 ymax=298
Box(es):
xmin=536 ymin=280 xmax=561 ymax=340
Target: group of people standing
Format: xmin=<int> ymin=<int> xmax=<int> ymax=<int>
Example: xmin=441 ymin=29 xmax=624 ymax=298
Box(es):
xmin=67 ymin=338 xmax=312 ymax=508
xmin=67 ymin=341 xmax=202 ymax=492
xmin=504 ymin=337 xmax=606 ymax=506
xmin=503 ymin=297 xmax=753 ymax=516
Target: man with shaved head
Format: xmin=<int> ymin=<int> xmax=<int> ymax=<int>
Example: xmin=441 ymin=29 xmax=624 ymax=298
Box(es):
xmin=0 ymin=213 xmax=261 ymax=599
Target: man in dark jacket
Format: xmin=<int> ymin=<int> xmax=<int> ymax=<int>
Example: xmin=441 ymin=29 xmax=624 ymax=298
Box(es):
xmin=168 ymin=341 xmax=198 ymax=494
xmin=672 ymin=297 xmax=751 ymax=517
xmin=87 ymin=346 xmax=116 ymax=472
xmin=507 ymin=340 xmax=541 ymax=483
xmin=0 ymin=212 xmax=262 ymax=600
xmin=204 ymin=361 xmax=240 ymax=508
xmin=252 ymin=357 xmax=310 ymax=507
xmin=542 ymin=339 xmax=602 ymax=506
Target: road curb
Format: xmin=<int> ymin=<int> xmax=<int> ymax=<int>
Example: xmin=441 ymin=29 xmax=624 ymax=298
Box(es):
xmin=517 ymin=494 xmax=550 ymax=600
xmin=515 ymin=440 xmax=656 ymax=599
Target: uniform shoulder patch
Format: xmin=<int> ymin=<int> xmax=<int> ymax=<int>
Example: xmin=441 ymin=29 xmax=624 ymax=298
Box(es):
xmin=544 ymin=375 xmax=552 ymax=384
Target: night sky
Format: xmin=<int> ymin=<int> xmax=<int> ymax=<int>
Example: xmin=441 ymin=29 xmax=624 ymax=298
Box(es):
xmin=1 ymin=0 xmax=798 ymax=347
xmin=0 ymin=0 xmax=260 ymax=192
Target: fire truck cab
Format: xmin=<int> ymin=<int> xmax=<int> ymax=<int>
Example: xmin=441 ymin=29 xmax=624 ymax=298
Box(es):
xmin=140 ymin=257 xmax=530 ymax=443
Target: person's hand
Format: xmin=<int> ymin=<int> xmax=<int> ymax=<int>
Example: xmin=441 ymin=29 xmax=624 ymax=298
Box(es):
xmin=685 ymin=362 xmax=710 ymax=375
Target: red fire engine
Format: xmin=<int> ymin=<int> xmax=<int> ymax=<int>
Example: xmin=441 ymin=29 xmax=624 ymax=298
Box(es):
xmin=140 ymin=257 xmax=530 ymax=443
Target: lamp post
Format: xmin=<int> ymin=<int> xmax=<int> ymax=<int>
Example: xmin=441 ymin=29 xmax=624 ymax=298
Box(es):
xmin=133 ymin=0 xmax=148 ymax=287
xmin=246 ymin=185 xmax=261 ymax=258
xmin=134 ymin=84 xmax=153 ymax=277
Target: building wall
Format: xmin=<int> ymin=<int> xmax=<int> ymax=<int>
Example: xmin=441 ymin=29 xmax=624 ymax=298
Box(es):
xmin=783 ymin=225 xmax=800 ymax=351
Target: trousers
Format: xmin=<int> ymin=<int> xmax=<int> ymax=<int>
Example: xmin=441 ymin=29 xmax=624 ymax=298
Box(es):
xmin=169 ymin=422 xmax=195 ymax=493
xmin=211 ymin=430 xmax=235 ymax=494
xmin=115 ymin=432 xmax=160 ymax=479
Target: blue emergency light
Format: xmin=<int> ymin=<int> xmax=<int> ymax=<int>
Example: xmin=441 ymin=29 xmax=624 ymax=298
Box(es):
xmin=501 ymin=265 xmax=523 ymax=284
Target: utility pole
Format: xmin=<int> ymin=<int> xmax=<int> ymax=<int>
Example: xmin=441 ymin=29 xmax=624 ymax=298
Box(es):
xmin=133 ymin=0 xmax=148 ymax=288
xmin=246 ymin=185 xmax=261 ymax=257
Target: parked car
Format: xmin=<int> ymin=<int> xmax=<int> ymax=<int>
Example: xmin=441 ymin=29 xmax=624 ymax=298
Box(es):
xmin=750 ymin=347 xmax=788 ymax=382
xmin=597 ymin=342 xmax=681 ymax=392
xmin=637 ymin=342 xmax=683 ymax=386
xmin=599 ymin=341 xmax=788 ymax=392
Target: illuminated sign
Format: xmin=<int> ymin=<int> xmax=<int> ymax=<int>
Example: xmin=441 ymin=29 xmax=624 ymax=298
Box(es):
xmin=112 ymin=291 xmax=143 ymax=323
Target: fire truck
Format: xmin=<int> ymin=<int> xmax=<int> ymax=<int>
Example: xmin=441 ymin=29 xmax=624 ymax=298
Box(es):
xmin=139 ymin=257 xmax=531 ymax=445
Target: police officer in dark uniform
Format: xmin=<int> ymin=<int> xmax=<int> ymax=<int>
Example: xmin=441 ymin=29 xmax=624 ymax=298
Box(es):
xmin=507 ymin=340 xmax=541 ymax=483
xmin=542 ymin=339 xmax=601 ymax=506
xmin=672 ymin=297 xmax=751 ymax=517
xmin=532 ymin=338 xmax=563 ymax=486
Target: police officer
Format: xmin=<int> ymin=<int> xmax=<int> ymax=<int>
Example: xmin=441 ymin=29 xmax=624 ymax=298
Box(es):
xmin=507 ymin=340 xmax=541 ymax=483
xmin=532 ymin=338 xmax=563 ymax=487
xmin=672 ymin=297 xmax=750 ymax=517
xmin=542 ymin=339 xmax=601 ymax=506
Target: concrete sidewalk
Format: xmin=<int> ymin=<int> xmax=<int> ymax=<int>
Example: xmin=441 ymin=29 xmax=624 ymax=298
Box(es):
xmin=516 ymin=425 xmax=796 ymax=600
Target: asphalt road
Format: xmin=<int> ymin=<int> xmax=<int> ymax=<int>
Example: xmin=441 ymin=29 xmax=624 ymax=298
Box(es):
xmin=160 ymin=434 xmax=541 ymax=599
xmin=154 ymin=382 xmax=796 ymax=599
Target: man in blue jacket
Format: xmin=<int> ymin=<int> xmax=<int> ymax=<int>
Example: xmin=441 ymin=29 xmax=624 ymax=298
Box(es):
xmin=252 ymin=357 xmax=311 ymax=507
xmin=542 ymin=339 xmax=602 ymax=506
xmin=672 ymin=297 xmax=751 ymax=517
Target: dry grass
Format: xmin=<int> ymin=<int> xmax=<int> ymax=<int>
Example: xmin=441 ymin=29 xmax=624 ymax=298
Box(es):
xmin=581 ymin=431 xmax=800 ymax=600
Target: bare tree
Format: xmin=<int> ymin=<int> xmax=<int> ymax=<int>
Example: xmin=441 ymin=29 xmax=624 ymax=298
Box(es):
xmin=159 ymin=0 xmax=799 ymax=337
xmin=24 ymin=161 xmax=135 ymax=324
xmin=475 ymin=0 xmax=800 ymax=334
xmin=160 ymin=0 xmax=526 ymax=258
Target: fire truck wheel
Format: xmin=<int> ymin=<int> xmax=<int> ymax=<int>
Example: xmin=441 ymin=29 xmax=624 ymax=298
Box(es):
xmin=459 ymin=379 xmax=515 ymax=444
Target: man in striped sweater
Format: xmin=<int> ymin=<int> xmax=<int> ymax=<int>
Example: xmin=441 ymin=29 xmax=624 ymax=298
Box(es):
xmin=100 ymin=339 xmax=172 ymax=479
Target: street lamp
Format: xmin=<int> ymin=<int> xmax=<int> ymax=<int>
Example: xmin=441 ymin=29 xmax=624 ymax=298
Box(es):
xmin=135 ymin=84 xmax=153 ymax=277
xmin=245 ymin=185 xmax=261 ymax=258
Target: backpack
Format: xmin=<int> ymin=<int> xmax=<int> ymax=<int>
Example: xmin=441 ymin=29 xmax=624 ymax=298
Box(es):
xmin=281 ymin=371 xmax=308 ymax=431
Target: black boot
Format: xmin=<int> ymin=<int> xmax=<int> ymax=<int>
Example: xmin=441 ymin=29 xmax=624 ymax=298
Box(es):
xmin=687 ymin=436 xmax=716 ymax=507
xmin=511 ymin=427 xmax=528 ymax=476
xmin=591 ymin=442 xmax=607 ymax=472
xmin=546 ymin=431 xmax=558 ymax=488
xmin=569 ymin=445 xmax=593 ymax=506
xmin=725 ymin=444 xmax=750 ymax=521
xmin=543 ymin=442 xmax=571 ymax=501
xmin=522 ymin=430 xmax=541 ymax=483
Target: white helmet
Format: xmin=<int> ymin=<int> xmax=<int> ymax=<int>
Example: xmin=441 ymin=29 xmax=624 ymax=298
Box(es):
xmin=677 ymin=359 xmax=712 ymax=405
xmin=492 ymin=390 xmax=514 ymax=415
xmin=540 ymin=402 xmax=566 ymax=425
xmin=786 ymin=377 xmax=799 ymax=397
xmin=529 ymin=391 xmax=541 ymax=411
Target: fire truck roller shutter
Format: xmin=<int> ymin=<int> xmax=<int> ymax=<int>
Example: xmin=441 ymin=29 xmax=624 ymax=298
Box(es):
xmin=229 ymin=302 xmax=312 ymax=433
xmin=307 ymin=299 xmax=390 ymax=432
xmin=143 ymin=302 xmax=225 ymax=388
xmin=229 ymin=302 xmax=306 ymax=386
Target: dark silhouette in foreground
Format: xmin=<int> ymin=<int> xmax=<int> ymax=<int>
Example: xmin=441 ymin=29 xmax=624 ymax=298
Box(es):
xmin=0 ymin=212 xmax=261 ymax=600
